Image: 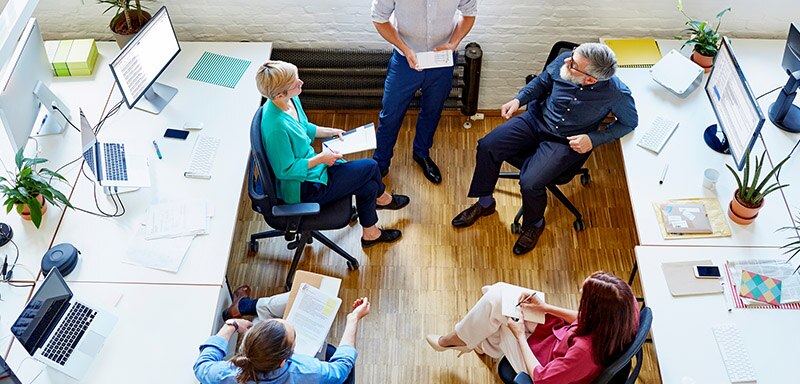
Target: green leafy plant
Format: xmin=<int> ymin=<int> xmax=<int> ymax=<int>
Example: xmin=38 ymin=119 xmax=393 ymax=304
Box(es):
xmin=97 ymin=0 xmax=151 ymax=35
xmin=780 ymin=215 xmax=800 ymax=273
xmin=726 ymin=150 xmax=789 ymax=208
xmin=0 ymin=148 xmax=72 ymax=228
xmin=677 ymin=0 xmax=731 ymax=57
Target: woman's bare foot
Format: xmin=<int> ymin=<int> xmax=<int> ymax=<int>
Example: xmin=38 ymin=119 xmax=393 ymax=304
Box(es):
xmin=362 ymin=225 xmax=382 ymax=241
xmin=376 ymin=192 xmax=392 ymax=206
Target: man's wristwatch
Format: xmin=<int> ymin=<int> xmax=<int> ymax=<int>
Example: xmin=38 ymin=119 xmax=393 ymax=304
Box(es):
xmin=225 ymin=320 xmax=239 ymax=332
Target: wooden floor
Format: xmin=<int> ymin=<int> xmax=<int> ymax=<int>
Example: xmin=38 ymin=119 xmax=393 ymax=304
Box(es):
xmin=226 ymin=110 xmax=662 ymax=383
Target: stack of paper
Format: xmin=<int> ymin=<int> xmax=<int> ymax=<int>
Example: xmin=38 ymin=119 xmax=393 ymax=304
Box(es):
xmin=285 ymin=283 xmax=342 ymax=356
xmin=321 ymin=123 xmax=376 ymax=155
xmin=415 ymin=50 xmax=454 ymax=69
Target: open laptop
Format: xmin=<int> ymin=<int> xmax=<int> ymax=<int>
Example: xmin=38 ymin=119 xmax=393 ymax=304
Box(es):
xmin=80 ymin=108 xmax=150 ymax=188
xmin=10 ymin=268 xmax=118 ymax=380
xmin=0 ymin=355 xmax=22 ymax=384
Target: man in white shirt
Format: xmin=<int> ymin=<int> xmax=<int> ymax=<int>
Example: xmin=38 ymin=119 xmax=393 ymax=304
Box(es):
xmin=370 ymin=0 xmax=477 ymax=184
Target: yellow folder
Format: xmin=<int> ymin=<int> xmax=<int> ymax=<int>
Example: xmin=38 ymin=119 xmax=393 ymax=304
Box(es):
xmin=604 ymin=38 xmax=662 ymax=68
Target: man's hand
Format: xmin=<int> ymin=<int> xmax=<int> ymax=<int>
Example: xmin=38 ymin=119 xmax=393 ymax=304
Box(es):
xmin=567 ymin=134 xmax=593 ymax=154
xmin=501 ymin=99 xmax=521 ymax=120
xmin=433 ymin=42 xmax=457 ymax=52
xmin=402 ymin=49 xmax=421 ymax=71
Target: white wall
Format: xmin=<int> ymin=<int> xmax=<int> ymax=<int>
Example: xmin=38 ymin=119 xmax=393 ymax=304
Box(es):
xmin=32 ymin=0 xmax=800 ymax=109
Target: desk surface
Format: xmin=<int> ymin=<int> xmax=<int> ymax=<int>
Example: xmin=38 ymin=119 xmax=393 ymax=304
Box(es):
xmin=24 ymin=42 xmax=271 ymax=285
xmin=0 ymin=283 xmax=33 ymax=358
xmin=636 ymin=246 xmax=800 ymax=384
xmin=617 ymin=39 xmax=796 ymax=247
xmin=5 ymin=282 xmax=221 ymax=384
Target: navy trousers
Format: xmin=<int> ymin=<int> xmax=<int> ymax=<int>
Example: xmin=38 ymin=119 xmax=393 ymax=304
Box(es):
xmin=467 ymin=110 xmax=589 ymax=229
xmin=373 ymin=50 xmax=455 ymax=171
xmin=301 ymin=159 xmax=385 ymax=228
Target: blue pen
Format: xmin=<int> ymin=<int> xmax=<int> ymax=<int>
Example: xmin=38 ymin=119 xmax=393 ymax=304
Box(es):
xmin=322 ymin=142 xmax=333 ymax=152
xmin=152 ymin=140 xmax=162 ymax=159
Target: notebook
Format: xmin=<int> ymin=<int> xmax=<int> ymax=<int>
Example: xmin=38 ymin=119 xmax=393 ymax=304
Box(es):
xmin=499 ymin=283 xmax=546 ymax=324
xmin=603 ymin=38 xmax=662 ymax=68
xmin=660 ymin=203 xmax=713 ymax=234
xmin=661 ymin=260 xmax=723 ymax=297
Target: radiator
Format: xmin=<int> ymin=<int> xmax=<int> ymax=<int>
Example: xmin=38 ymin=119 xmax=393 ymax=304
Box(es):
xmin=269 ymin=43 xmax=482 ymax=115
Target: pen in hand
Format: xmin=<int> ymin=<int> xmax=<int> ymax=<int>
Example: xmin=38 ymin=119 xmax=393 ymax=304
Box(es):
xmin=516 ymin=292 xmax=537 ymax=308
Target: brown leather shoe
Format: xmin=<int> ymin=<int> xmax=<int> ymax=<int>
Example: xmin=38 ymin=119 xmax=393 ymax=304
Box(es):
xmin=223 ymin=285 xmax=251 ymax=320
xmin=513 ymin=222 xmax=545 ymax=255
xmin=452 ymin=201 xmax=496 ymax=228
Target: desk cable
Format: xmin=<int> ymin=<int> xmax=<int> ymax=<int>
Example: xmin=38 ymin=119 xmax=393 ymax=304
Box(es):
xmin=1 ymin=239 xmax=34 ymax=288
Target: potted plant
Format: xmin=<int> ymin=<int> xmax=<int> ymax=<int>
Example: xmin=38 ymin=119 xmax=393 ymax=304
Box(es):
xmin=0 ymin=148 xmax=72 ymax=228
xmin=98 ymin=0 xmax=152 ymax=48
xmin=677 ymin=0 xmax=731 ymax=73
xmin=725 ymin=150 xmax=789 ymax=225
xmin=781 ymin=214 xmax=800 ymax=273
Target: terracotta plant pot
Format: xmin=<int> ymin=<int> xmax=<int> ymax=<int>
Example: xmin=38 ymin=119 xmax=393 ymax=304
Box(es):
xmin=728 ymin=190 xmax=763 ymax=225
xmin=17 ymin=195 xmax=47 ymax=222
xmin=691 ymin=51 xmax=714 ymax=73
xmin=109 ymin=10 xmax=152 ymax=48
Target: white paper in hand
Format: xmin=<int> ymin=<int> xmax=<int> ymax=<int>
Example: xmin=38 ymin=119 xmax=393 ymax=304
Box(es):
xmin=321 ymin=123 xmax=376 ymax=155
xmin=499 ymin=282 xmax=546 ymax=324
xmin=285 ymin=283 xmax=342 ymax=356
xmin=416 ymin=50 xmax=454 ymax=69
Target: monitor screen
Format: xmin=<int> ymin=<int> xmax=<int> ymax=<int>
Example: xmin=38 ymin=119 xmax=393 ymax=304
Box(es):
xmin=783 ymin=22 xmax=800 ymax=74
xmin=704 ymin=37 xmax=765 ymax=171
xmin=10 ymin=268 xmax=72 ymax=355
xmin=109 ymin=6 xmax=180 ymax=109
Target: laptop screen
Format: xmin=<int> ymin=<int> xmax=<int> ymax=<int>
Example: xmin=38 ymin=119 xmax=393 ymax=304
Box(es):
xmin=0 ymin=355 xmax=22 ymax=384
xmin=10 ymin=268 xmax=73 ymax=355
xmin=79 ymin=110 xmax=99 ymax=180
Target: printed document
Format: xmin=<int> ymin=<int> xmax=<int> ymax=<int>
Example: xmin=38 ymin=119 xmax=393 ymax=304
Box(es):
xmin=416 ymin=50 xmax=454 ymax=69
xmin=144 ymin=200 xmax=211 ymax=239
xmin=322 ymin=123 xmax=376 ymax=155
xmin=285 ymin=283 xmax=342 ymax=356
xmin=499 ymin=282 xmax=546 ymax=324
xmin=123 ymin=227 xmax=195 ymax=272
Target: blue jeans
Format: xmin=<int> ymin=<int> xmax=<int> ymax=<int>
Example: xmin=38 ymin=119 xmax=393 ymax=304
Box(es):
xmin=373 ymin=50 xmax=455 ymax=170
xmin=301 ymin=159 xmax=385 ymax=228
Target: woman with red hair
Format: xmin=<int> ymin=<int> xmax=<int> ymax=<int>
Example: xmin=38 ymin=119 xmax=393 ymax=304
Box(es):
xmin=426 ymin=272 xmax=639 ymax=384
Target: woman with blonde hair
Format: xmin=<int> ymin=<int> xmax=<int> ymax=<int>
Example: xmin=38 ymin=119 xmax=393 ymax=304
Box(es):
xmin=255 ymin=60 xmax=408 ymax=247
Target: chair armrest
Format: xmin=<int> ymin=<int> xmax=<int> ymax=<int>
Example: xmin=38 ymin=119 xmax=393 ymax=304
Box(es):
xmin=247 ymin=156 xmax=265 ymax=201
xmin=514 ymin=372 xmax=534 ymax=384
xmin=272 ymin=203 xmax=320 ymax=217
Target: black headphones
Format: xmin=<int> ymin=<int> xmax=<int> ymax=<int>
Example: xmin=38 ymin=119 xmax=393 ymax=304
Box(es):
xmin=1 ymin=223 xmax=15 ymax=280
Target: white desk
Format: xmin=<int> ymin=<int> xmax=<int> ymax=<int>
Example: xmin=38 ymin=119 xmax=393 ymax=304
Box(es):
xmin=5 ymin=283 xmax=224 ymax=384
xmin=32 ymin=42 xmax=271 ymax=285
xmin=0 ymin=283 xmax=33 ymax=357
xmin=617 ymin=39 xmax=796 ymax=247
xmin=636 ymin=246 xmax=800 ymax=384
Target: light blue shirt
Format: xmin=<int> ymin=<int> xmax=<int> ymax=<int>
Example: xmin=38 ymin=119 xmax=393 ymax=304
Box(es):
xmin=370 ymin=0 xmax=478 ymax=54
xmin=193 ymin=335 xmax=358 ymax=384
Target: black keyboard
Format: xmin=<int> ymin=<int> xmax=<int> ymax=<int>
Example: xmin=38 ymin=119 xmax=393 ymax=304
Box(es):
xmin=103 ymin=143 xmax=128 ymax=181
xmin=42 ymin=302 xmax=97 ymax=366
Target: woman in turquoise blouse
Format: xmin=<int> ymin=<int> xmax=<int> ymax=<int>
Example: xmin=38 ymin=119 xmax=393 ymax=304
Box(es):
xmin=256 ymin=61 xmax=408 ymax=247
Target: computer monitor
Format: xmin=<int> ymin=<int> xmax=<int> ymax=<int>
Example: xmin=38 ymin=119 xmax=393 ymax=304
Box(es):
xmin=703 ymin=37 xmax=765 ymax=171
xmin=768 ymin=22 xmax=800 ymax=133
xmin=109 ymin=6 xmax=180 ymax=115
xmin=0 ymin=18 xmax=70 ymax=153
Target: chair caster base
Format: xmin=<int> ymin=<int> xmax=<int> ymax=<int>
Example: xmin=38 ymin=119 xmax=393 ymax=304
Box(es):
xmin=580 ymin=173 xmax=591 ymax=186
xmin=248 ymin=240 xmax=259 ymax=253
xmin=347 ymin=260 xmax=359 ymax=270
xmin=511 ymin=223 xmax=522 ymax=234
xmin=573 ymin=220 xmax=585 ymax=231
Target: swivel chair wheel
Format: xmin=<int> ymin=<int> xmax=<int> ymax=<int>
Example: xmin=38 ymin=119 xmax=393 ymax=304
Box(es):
xmin=511 ymin=222 xmax=522 ymax=234
xmin=346 ymin=260 xmax=359 ymax=270
xmin=573 ymin=219 xmax=585 ymax=231
xmin=463 ymin=121 xmax=473 ymax=129
xmin=350 ymin=206 xmax=358 ymax=225
xmin=248 ymin=240 xmax=259 ymax=253
xmin=580 ymin=173 xmax=591 ymax=186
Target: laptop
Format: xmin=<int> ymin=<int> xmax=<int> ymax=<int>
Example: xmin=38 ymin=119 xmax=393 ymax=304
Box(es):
xmin=0 ymin=355 xmax=22 ymax=384
xmin=10 ymin=268 xmax=118 ymax=380
xmin=80 ymin=108 xmax=150 ymax=188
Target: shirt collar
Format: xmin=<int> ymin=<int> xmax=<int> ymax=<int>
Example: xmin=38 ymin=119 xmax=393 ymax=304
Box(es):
xmin=259 ymin=361 xmax=291 ymax=381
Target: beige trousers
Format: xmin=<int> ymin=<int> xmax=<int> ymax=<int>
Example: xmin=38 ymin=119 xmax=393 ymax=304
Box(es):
xmin=254 ymin=292 xmax=290 ymax=323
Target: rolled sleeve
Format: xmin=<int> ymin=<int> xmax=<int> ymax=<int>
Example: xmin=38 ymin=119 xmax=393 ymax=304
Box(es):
xmin=589 ymin=86 xmax=638 ymax=146
xmin=317 ymin=345 xmax=359 ymax=382
xmin=370 ymin=0 xmax=394 ymax=23
xmin=193 ymin=336 xmax=235 ymax=384
xmin=264 ymin=131 xmax=311 ymax=181
xmin=305 ymin=122 xmax=318 ymax=140
xmin=458 ymin=0 xmax=478 ymax=16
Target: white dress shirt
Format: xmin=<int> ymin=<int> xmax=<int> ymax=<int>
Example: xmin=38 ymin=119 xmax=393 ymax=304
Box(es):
xmin=371 ymin=0 xmax=478 ymax=54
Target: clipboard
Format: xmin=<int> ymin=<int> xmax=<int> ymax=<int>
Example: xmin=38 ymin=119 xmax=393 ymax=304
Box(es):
xmin=282 ymin=270 xmax=342 ymax=318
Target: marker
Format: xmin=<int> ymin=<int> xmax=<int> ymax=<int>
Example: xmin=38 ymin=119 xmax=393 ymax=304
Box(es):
xmin=152 ymin=140 xmax=162 ymax=159
xmin=516 ymin=292 xmax=537 ymax=308
xmin=658 ymin=164 xmax=669 ymax=184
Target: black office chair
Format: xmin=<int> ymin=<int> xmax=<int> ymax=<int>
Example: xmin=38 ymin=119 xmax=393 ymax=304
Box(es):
xmin=246 ymin=107 xmax=359 ymax=291
xmin=498 ymin=306 xmax=653 ymax=384
xmin=497 ymin=41 xmax=593 ymax=233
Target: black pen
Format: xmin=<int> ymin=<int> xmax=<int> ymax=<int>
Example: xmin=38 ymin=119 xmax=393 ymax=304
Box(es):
xmin=659 ymin=164 xmax=669 ymax=184
xmin=516 ymin=292 xmax=537 ymax=308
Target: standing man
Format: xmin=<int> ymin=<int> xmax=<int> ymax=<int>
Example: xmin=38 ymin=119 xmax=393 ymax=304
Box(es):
xmin=370 ymin=0 xmax=477 ymax=184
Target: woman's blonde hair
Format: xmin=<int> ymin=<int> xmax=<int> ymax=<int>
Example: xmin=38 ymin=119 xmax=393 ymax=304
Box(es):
xmin=255 ymin=60 xmax=299 ymax=100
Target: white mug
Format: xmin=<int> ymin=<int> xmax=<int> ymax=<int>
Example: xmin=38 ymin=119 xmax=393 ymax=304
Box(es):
xmin=703 ymin=168 xmax=720 ymax=190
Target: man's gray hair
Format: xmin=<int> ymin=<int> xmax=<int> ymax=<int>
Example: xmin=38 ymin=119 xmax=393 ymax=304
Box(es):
xmin=576 ymin=43 xmax=617 ymax=81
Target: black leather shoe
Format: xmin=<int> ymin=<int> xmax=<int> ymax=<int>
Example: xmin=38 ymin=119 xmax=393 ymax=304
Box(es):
xmin=452 ymin=201 xmax=496 ymax=228
xmin=413 ymin=154 xmax=442 ymax=184
xmin=361 ymin=229 xmax=402 ymax=248
xmin=380 ymin=167 xmax=389 ymax=177
xmin=377 ymin=194 xmax=410 ymax=210
xmin=513 ymin=222 xmax=545 ymax=255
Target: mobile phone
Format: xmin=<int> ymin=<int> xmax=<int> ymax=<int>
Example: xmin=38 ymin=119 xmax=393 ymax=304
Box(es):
xmin=164 ymin=128 xmax=190 ymax=140
xmin=693 ymin=265 xmax=721 ymax=279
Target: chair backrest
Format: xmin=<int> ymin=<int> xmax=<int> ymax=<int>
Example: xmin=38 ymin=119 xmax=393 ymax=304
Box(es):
xmin=248 ymin=107 xmax=280 ymax=217
xmin=592 ymin=306 xmax=653 ymax=384
xmin=525 ymin=41 xmax=580 ymax=84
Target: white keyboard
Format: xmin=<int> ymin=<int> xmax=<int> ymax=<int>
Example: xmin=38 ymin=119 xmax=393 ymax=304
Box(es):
xmin=712 ymin=323 xmax=757 ymax=383
xmin=637 ymin=116 xmax=679 ymax=153
xmin=184 ymin=135 xmax=220 ymax=179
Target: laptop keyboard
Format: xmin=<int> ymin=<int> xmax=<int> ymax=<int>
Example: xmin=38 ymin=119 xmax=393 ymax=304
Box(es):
xmin=42 ymin=302 xmax=97 ymax=366
xmin=103 ymin=143 xmax=128 ymax=181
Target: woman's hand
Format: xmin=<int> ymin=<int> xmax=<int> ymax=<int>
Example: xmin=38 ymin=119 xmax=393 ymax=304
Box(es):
xmin=506 ymin=312 xmax=526 ymax=338
xmin=348 ymin=297 xmax=370 ymax=321
xmin=518 ymin=292 xmax=548 ymax=314
xmin=329 ymin=128 xmax=345 ymax=140
xmin=317 ymin=151 xmax=343 ymax=166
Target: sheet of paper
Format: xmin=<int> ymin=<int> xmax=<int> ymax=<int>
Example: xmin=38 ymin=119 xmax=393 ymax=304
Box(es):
xmin=321 ymin=123 xmax=376 ymax=155
xmin=285 ymin=283 xmax=342 ymax=356
xmin=123 ymin=228 xmax=195 ymax=272
xmin=144 ymin=200 xmax=211 ymax=239
xmin=416 ymin=50 xmax=454 ymax=69
xmin=499 ymin=282 xmax=546 ymax=324
xmin=728 ymin=259 xmax=800 ymax=304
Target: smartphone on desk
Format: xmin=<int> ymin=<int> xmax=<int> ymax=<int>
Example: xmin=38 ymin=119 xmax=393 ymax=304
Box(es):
xmin=693 ymin=265 xmax=721 ymax=279
xmin=164 ymin=128 xmax=190 ymax=140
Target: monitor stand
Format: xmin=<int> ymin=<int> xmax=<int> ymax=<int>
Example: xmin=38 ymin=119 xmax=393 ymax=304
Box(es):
xmin=33 ymin=81 xmax=69 ymax=136
xmin=703 ymin=124 xmax=731 ymax=154
xmin=135 ymin=82 xmax=178 ymax=115
xmin=768 ymin=70 xmax=800 ymax=133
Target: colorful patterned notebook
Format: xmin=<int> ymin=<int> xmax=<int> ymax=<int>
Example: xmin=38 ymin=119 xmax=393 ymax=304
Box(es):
xmin=187 ymin=51 xmax=251 ymax=88
xmin=739 ymin=270 xmax=782 ymax=305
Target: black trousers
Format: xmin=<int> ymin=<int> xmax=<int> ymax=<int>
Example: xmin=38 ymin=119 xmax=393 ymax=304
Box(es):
xmin=467 ymin=109 xmax=589 ymax=229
